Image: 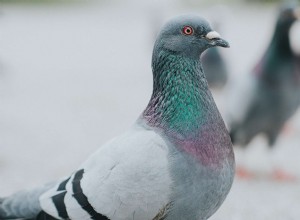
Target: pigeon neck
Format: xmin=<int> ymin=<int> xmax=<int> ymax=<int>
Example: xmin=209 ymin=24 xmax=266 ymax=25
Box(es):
xmin=143 ymin=49 xmax=214 ymax=137
xmin=271 ymin=21 xmax=293 ymax=55
xmin=255 ymin=21 xmax=294 ymax=77
xmin=142 ymin=49 xmax=233 ymax=167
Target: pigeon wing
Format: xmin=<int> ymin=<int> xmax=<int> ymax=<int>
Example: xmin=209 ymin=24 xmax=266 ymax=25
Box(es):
xmin=39 ymin=126 xmax=172 ymax=220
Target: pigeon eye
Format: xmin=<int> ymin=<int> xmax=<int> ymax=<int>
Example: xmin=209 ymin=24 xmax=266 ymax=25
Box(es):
xmin=182 ymin=26 xmax=194 ymax=35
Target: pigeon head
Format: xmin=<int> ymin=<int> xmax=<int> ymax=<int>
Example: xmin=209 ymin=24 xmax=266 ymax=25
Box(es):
xmin=145 ymin=14 xmax=231 ymax=137
xmin=277 ymin=4 xmax=300 ymax=30
xmin=153 ymin=14 xmax=229 ymax=59
xmin=269 ymin=4 xmax=300 ymax=54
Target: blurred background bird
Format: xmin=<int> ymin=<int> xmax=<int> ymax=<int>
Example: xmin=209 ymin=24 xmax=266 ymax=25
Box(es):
xmin=228 ymin=4 xmax=300 ymax=180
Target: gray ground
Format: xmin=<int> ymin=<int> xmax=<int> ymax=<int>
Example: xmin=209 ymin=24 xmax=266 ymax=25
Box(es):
xmin=0 ymin=1 xmax=300 ymax=219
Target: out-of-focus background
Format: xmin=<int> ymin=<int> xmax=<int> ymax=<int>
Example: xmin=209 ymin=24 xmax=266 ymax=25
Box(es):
xmin=0 ymin=0 xmax=300 ymax=219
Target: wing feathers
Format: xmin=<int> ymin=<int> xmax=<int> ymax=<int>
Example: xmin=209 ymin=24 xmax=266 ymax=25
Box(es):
xmin=39 ymin=128 xmax=171 ymax=220
xmin=72 ymin=169 xmax=110 ymax=220
xmin=51 ymin=192 xmax=68 ymax=219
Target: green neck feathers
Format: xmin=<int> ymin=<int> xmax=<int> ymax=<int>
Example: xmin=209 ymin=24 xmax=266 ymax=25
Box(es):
xmin=143 ymin=50 xmax=216 ymax=136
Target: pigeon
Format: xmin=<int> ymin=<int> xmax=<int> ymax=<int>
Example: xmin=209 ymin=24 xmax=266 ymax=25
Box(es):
xmin=229 ymin=5 xmax=300 ymax=147
xmin=0 ymin=15 xmax=234 ymax=220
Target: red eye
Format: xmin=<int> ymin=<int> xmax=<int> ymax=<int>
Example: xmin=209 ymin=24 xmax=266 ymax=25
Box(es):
xmin=182 ymin=26 xmax=194 ymax=35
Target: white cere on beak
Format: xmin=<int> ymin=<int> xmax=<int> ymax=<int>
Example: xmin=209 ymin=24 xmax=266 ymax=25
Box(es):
xmin=206 ymin=31 xmax=221 ymax=40
xmin=293 ymin=8 xmax=300 ymax=19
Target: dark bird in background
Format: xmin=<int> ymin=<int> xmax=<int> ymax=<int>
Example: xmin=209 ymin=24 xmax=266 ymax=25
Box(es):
xmin=230 ymin=5 xmax=300 ymax=149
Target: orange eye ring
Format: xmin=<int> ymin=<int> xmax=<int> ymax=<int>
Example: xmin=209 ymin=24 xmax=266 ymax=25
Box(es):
xmin=182 ymin=26 xmax=194 ymax=35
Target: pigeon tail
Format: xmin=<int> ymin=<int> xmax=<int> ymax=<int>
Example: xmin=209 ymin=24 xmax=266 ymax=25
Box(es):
xmin=0 ymin=197 xmax=6 ymax=218
xmin=0 ymin=182 xmax=56 ymax=219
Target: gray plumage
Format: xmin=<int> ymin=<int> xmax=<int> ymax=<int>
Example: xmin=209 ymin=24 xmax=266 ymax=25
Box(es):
xmin=230 ymin=5 xmax=300 ymax=147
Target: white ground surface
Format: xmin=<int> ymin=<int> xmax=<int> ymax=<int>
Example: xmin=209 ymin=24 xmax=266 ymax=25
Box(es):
xmin=0 ymin=1 xmax=300 ymax=219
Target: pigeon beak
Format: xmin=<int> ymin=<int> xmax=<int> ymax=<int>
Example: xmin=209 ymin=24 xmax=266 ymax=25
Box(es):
xmin=205 ymin=31 xmax=230 ymax=48
xmin=293 ymin=7 xmax=300 ymax=19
